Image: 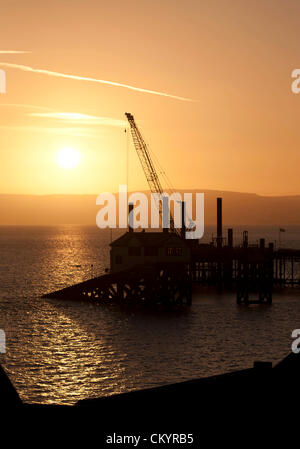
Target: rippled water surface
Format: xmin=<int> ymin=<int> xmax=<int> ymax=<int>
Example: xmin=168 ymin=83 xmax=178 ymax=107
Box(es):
xmin=0 ymin=225 xmax=299 ymax=405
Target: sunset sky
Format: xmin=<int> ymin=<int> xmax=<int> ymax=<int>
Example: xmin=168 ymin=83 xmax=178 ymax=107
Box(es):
xmin=0 ymin=0 xmax=300 ymax=196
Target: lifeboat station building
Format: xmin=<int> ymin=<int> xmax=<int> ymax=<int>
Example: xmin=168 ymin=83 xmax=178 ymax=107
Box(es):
xmin=110 ymin=231 xmax=191 ymax=273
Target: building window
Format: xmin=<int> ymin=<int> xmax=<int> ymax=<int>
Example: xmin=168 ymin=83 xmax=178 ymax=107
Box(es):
xmin=144 ymin=246 xmax=158 ymax=256
xmin=166 ymin=247 xmax=183 ymax=256
xmin=128 ymin=247 xmax=141 ymax=256
xmin=115 ymin=255 xmax=122 ymax=264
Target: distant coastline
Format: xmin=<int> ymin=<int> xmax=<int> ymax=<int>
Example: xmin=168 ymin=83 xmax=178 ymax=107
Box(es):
xmin=1 ymin=189 xmax=300 ymax=225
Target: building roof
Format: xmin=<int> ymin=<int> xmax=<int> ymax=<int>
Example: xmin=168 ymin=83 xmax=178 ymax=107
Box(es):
xmin=110 ymin=231 xmax=186 ymax=248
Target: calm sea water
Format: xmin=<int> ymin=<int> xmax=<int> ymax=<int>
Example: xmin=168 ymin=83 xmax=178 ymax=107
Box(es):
xmin=0 ymin=225 xmax=299 ymax=405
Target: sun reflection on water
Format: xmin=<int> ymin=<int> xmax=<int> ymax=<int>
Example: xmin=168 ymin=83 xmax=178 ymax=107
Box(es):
xmin=1 ymin=226 xmax=300 ymax=405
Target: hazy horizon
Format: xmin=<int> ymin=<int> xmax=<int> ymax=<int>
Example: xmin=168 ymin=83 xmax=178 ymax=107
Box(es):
xmin=1 ymin=188 xmax=300 ymax=198
xmin=1 ymin=189 xmax=300 ymax=225
xmin=1 ymin=188 xmax=300 ymax=197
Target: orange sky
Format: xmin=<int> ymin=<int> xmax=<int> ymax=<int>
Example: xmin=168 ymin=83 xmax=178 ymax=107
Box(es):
xmin=0 ymin=0 xmax=300 ymax=196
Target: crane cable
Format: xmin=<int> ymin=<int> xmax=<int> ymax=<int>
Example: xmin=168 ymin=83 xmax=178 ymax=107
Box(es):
xmin=140 ymin=126 xmax=195 ymax=230
xmin=125 ymin=126 xmax=129 ymax=189
xmin=126 ymin=119 xmax=195 ymax=232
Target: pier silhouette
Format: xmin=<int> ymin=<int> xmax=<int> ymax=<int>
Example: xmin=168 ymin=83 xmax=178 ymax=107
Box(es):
xmin=43 ymin=197 xmax=300 ymax=305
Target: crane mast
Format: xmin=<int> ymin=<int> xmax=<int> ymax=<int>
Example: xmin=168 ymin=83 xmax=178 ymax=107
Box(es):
xmin=125 ymin=112 xmax=179 ymax=235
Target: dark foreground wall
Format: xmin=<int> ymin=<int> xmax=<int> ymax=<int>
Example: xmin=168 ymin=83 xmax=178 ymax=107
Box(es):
xmin=0 ymin=365 xmax=22 ymax=408
xmin=1 ymin=352 xmax=299 ymax=411
xmin=2 ymin=354 xmax=299 ymax=448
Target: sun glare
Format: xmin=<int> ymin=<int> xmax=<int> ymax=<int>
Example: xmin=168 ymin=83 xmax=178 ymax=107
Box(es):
xmin=57 ymin=148 xmax=80 ymax=169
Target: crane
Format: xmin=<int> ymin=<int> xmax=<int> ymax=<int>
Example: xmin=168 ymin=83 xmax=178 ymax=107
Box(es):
xmin=125 ymin=112 xmax=180 ymax=236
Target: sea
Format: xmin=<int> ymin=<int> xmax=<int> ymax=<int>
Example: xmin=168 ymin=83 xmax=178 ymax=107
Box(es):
xmin=0 ymin=225 xmax=299 ymax=405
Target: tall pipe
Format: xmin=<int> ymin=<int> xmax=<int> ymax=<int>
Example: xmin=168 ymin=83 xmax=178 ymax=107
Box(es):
xmin=217 ymin=198 xmax=222 ymax=248
xmin=243 ymin=230 xmax=248 ymax=248
xmin=128 ymin=203 xmax=134 ymax=232
xmin=260 ymin=238 xmax=265 ymax=249
xmin=228 ymin=228 xmax=233 ymax=248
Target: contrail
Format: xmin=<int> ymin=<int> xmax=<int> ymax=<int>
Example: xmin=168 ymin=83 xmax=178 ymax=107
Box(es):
xmin=0 ymin=62 xmax=194 ymax=102
xmin=0 ymin=51 xmax=30 ymax=54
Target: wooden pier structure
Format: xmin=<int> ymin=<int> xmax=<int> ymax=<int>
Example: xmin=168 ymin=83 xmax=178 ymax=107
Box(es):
xmin=191 ymin=244 xmax=274 ymax=304
xmin=43 ymin=262 xmax=192 ymax=306
xmin=191 ymin=245 xmax=300 ymax=304
xmin=43 ymin=198 xmax=300 ymax=306
xmin=273 ymin=249 xmax=300 ymax=287
xmin=43 ymin=245 xmax=300 ymax=306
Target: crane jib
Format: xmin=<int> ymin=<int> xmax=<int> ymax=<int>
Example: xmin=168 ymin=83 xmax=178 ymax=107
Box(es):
xmin=125 ymin=112 xmax=178 ymax=234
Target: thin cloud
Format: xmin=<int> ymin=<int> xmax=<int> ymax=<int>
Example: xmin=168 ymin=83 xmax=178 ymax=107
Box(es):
xmin=29 ymin=112 xmax=126 ymax=127
xmin=0 ymin=51 xmax=30 ymax=54
xmin=0 ymin=62 xmax=194 ymax=102
xmin=0 ymin=105 xmax=126 ymax=129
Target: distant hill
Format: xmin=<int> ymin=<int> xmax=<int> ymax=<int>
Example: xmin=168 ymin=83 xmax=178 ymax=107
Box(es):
xmin=0 ymin=190 xmax=300 ymax=225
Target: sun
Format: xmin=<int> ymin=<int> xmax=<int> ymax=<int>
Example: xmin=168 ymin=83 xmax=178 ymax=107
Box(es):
xmin=57 ymin=148 xmax=80 ymax=169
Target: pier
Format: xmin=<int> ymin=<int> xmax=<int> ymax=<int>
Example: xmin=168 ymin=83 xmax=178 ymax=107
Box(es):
xmin=43 ymin=236 xmax=300 ymax=306
xmin=191 ymin=243 xmax=300 ymax=303
xmin=43 ymin=197 xmax=300 ymax=305
xmin=43 ymin=262 xmax=192 ymax=306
